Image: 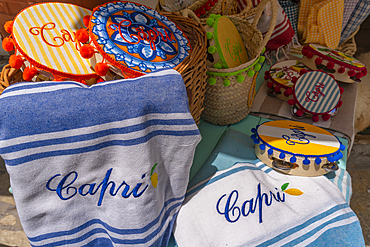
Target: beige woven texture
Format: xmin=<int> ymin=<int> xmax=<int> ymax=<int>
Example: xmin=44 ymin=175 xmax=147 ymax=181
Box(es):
xmin=161 ymin=11 xmax=208 ymax=125
xmin=201 ymin=0 xmax=278 ymax=125
xmin=0 ymin=64 xmax=22 ymax=94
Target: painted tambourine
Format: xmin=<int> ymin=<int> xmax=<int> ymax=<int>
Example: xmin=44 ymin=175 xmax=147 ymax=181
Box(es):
xmin=287 ymin=71 xmax=344 ymax=122
xmin=204 ymin=14 xmax=249 ymax=69
xmin=265 ymin=59 xmax=310 ymax=101
xmin=301 ymin=44 xmax=367 ymax=83
xmin=251 ymin=120 xmax=345 ymax=177
xmin=2 ymin=2 xmax=98 ymax=83
xmin=80 ymin=1 xmax=191 ymax=79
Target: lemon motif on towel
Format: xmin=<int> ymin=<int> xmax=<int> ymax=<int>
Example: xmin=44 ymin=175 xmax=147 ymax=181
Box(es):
xmin=150 ymin=163 xmax=159 ymax=188
xmin=281 ymin=183 xmax=303 ymax=196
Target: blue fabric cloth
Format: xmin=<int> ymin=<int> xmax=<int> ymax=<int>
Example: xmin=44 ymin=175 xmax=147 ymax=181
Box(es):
xmin=0 ymin=69 xmax=201 ymax=247
xmin=340 ymin=0 xmax=370 ymax=43
xmin=279 ymin=0 xmax=300 ymax=39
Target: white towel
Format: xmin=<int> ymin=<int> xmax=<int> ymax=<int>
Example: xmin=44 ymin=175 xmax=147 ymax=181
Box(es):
xmin=174 ymin=161 xmax=365 ymax=246
xmin=0 ymin=69 xmax=201 ymax=246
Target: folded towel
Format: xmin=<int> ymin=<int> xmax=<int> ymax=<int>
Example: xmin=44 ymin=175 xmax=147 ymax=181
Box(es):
xmin=174 ymin=161 xmax=365 ymax=246
xmin=0 ymin=69 xmax=201 ymax=246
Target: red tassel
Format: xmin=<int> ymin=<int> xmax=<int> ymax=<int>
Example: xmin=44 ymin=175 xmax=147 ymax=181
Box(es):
xmin=76 ymin=29 xmax=89 ymax=43
xmin=2 ymin=37 xmax=14 ymax=52
xmin=312 ymin=115 xmax=319 ymax=122
xmin=23 ymin=66 xmax=38 ymax=81
xmin=287 ymin=99 xmax=296 ymax=106
xmin=80 ymin=44 xmax=95 ymax=59
xmin=322 ymin=113 xmax=331 ymax=121
xmin=4 ymin=20 xmax=13 ymax=34
xmin=83 ymin=15 xmax=91 ymax=28
xmin=9 ymin=54 xmax=23 ymax=69
xmin=94 ymin=62 xmax=109 ymax=76
xmin=326 ymin=62 xmax=335 ymax=70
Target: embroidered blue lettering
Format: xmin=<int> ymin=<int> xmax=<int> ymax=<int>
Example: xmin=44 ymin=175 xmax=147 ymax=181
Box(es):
xmin=216 ymin=183 xmax=284 ymax=224
xmin=46 ymin=168 xmax=149 ymax=206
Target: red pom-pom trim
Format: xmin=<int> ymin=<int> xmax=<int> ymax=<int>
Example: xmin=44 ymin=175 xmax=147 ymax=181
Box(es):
xmin=285 ymin=88 xmax=293 ymax=96
xmin=338 ymin=67 xmax=345 ymax=74
xmin=301 ymin=48 xmax=308 ymax=56
xmin=300 ymin=69 xmax=307 ymax=75
xmin=94 ymin=62 xmax=109 ymax=76
xmin=23 ymin=67 xmax=38 ymax=81
xmin=348 ymin=70 xmax=356 ymax=77
xmin=312 ymin=115 xmax=319 ymax=122
xmin=4 ymin=21 xmax=13 ymax=34
xmin=329 ymin=74 xmax=335 ymax=80
xmin=9 ymin=54 xmax=23 ymax=69
xmin=336 ymin=100 xmax=343 ymax=108
xmin=287 ymin=99 xmax=296 ymax=105
xmin=291 ymin=76 xmax=298 ymax=84
xmin=355 ymin=72 xmax=364 ymax=79
xmin=322 ymin=113 xmax=331 ymax=121
xmin=363 ymin=68 xmax=368 ymax=76
xmin=83 ymin=15 xmax=91 ymax=28
xmin=326 ymin=62 xmax=335 ymax=70
xmin=264 ymin=75 xmax=269 ymax=80
xmin=295 ymin=109 xmax=304 ymax=117
xmin=80 ymin=44 xmax=95 ymax=59
xmin=2 ymin=37 xmax=14 ymax=52
xmin=76 ymin=29 xmax=89 ymax=43
xmin=274 ymin=86 xmax=280 ymax=93
xmin=267 ymin=81 xmax=273 ymax=88
xmin=307 ymin=52 xmax=313 ymax=59
xmin=339 ymin=87 xmax=344 ymax=94
xmin=315 ymin=57 xmax=322 ymax=65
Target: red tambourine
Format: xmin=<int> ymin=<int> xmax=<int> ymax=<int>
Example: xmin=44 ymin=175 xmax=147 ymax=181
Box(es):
xmin=301 ymin=44 xmax=367 ymax=83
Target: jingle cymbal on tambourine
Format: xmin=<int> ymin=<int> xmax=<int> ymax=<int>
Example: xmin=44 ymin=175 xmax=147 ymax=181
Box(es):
xmin=251 ymin=120 xmax=345 ymax=177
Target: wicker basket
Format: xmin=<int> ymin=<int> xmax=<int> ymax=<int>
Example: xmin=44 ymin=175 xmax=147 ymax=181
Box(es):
xmin=201 ymin=0 xmax=278 ymax=125
xmin=157 ymin=0 xmax=239 ymax=18
xmin=160 ymin=11 xmax=208 ymax=125
xmin=0 ymin=64 xmax=22 ymax=94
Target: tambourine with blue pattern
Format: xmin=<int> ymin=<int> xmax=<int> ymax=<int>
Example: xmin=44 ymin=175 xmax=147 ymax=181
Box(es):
xmin=82 ymin=1 xmax=191 ymax=78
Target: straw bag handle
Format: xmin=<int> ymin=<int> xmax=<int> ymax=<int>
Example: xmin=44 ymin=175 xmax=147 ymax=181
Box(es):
xmin=241 ymin=0 xmax=278 ymax=54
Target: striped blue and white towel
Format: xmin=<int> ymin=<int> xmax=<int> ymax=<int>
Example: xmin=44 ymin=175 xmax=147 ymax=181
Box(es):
xmin=173 ymin=161 xmax=365 ymax=246
xmin=0 ymin=69 xmax=201 ymax=247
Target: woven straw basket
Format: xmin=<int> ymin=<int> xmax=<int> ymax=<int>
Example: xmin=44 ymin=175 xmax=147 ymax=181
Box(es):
xmin=0 ymin=64 xmax=22 ymax=95
xmin=160 ymin=11 xmax=208 ymax=125
xmin=157 ymin=0 xmax=239 ymax=18
xmin=200 ymin=0 xmax=278 ymax=125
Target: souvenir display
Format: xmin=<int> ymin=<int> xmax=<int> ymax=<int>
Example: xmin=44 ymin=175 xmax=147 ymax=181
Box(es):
xmin=287 ymin=70 xmax=344 ymax=122
xmin=301 ymin=44 xmax=367 ymax=83
xmin=251 ymin=120 xmax=345 ymax=176
xmin=2 ymin=2 xmax=97 ymax=83
xmin=204 ymin=14 xmax=249 ymax=69
xmin=265 ymin=59 xmax=310 ymax=101
xmin=85 ymin=1 xmax=191 ymax=78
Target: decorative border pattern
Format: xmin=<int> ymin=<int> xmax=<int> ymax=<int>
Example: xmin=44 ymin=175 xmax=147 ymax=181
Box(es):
xmin=90 ymin=1 xmax=191 ymax=74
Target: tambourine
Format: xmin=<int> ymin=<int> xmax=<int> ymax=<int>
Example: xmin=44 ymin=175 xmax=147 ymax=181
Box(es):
xmin=204 ymin=14 xmax=249 ymax=69
xmin=301 ymin=44 xmax=367 ymax=83
xmin=264 ymin=59 xmax=310 ymax=101
xmin=80 ymin=1 xmax=191 ymax=79
xmin=287 ymin=70 xmax=344 ymax=122
xmin=251 ymin=120 xmax=345 ymax=177
xmin=2 ymin=2 xmax=98 ymax=84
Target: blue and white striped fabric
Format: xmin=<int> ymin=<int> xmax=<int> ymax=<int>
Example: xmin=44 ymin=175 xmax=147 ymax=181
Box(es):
xmin=340 ymin=0 xmax=370 ymax=43
xmin=0 ymin=69 xmax=201 ymax=247
xmin=294 ymin=71 xmax=340 ymax=114
xmin=174 ymin=161 xmax=365 ymax=246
